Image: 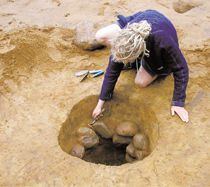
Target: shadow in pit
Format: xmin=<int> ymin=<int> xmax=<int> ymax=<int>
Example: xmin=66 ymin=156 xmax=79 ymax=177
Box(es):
xmin=58 ymin=94 xmax=159 ymax=166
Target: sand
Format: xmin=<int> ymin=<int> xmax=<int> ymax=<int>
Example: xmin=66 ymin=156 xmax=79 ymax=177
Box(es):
xmin=0 ymin=0 xmax=210 ymax=186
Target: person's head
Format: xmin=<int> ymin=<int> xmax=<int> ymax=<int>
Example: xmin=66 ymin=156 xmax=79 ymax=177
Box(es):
xmin=111 ymin=20 xmax=151 ymax=64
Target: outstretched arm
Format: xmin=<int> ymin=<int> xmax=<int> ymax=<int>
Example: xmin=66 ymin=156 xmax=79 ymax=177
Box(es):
xmin=161 ymin=35 xmax=189 ymax=122
xmin=162 ymin=37 xmax=189 ymax=107
xmin=92 ymin=55 xmax=123 ymax=119
xmin=99 ymin=55 xmax=124 ymax=101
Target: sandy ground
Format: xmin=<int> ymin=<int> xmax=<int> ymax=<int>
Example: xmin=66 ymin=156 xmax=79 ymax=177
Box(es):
xmin=0 ymin=0 xmax=210 ymax=186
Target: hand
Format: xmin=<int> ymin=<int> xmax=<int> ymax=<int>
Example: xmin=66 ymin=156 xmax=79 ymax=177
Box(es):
xmin=171 ymin=106 xmax=189 ymax=123
xmin=92 ymin=105 xmax=103 ymax=119
xmin=92 ymin=99 xmax=105 ymax=119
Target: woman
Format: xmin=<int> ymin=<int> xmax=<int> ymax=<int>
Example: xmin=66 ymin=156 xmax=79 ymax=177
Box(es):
xmin=92 ymin=10 xmax=189 ymax=122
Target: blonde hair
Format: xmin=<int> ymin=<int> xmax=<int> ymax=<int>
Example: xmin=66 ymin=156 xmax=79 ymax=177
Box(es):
xmin=111 ymin=20 xmax=151 ymax=65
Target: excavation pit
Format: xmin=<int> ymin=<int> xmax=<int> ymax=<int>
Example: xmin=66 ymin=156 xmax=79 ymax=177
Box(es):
xmin=58 ymin=95 xmax=159 ymax=166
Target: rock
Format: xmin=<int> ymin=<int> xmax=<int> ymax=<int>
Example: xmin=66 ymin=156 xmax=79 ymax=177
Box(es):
xmin=70 ymin=144 xmax=85 ymax=158
xmin=132 ymin=133 xmax=149 ymax=151
xmin=116 ymin=121 xmax=138 ymax=137
xmin=134 ymin=150 xmax=149 ymax=160
xmin=79 ymin=134 xmax=99 ymax=149
xmin=73 ymin=21 xmax=105 ymax=51
xmin=77 ymin=127 xmax=95 ymax=137
xmin=126 ymin=143 xmax=136 ymax=158
xmin=112 ymin=134 xmax=132 ymax=145
xmin=125 ymin=153 xmax=136 ymax=163
xmin=77 ymin=127 xmax=99 ymax=148
xmin=173 ymin=0 xmax=202 ymax=13
xmin=92 ymin=121 xmax=113 ymax=138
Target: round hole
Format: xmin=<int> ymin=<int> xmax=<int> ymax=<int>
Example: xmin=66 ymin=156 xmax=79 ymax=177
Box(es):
xmin=58 ymin=95 xmax=159 ymax=166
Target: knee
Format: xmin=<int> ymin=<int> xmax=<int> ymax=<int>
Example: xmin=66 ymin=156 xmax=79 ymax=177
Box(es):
xmin=134 ymin=78 xmax=148 ymax=88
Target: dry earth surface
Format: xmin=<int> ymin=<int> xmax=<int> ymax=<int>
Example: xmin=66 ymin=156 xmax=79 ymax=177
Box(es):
xmin=0 ymin=0 xmax=210 ymax=186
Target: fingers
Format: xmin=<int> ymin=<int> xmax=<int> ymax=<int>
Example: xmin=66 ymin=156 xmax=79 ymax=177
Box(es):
xmin=180 ymin=110 xmax=189 ymax=123
xmin=171 ymin=108 xmax=175 ymax=116
xmin=178 ymin=112 xmax=188 ymax=123
xmin=92 ymin=112 xmax=97 ymax=119
xmin=171 ymin=106 xmax=189 ymax=123
xmin=92 ymin=111 xmax=95 ymax=118
xmin=182 ymin=111 xmax=189 ymax=123
xmin=93 ymin=113 xmax=99 ymax=119
xmin=92 ymin=111 xmax=100 ymax=120
xmin=176 ymin=110 xmax=189 ymax=123
xmin=92 ymin=107 xmax=105 ymax=119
